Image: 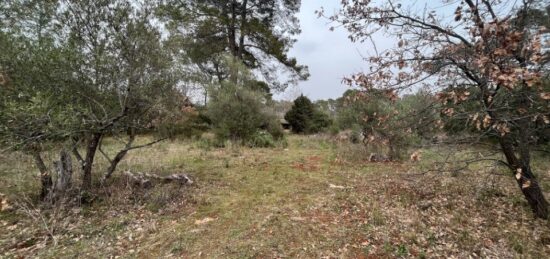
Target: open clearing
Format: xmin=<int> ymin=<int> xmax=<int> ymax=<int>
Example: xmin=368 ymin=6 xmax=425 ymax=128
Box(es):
xmin=1 ymin=135 xmax=550 ymax=258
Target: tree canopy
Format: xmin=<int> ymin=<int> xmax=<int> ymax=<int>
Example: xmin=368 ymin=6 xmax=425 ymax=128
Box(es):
xmin=161 ymin=0 xmax=309 ymax=90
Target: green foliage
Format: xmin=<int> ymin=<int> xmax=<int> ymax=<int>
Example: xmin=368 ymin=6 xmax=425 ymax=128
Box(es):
xmin=0 ymin=17 xmax=79 ymax=151
xmin=1 ymin=1 xmax=182 ymax=151
xmin=284 ymin=95 xmax=332 ymax=134
xmin=1 ymin=0 xmax=191 ymax=194
xmin=248 ymin=131 xmax=276 ymax=148
xmin=208 ymin=83 xmax=266 ymax=142
xmin=334 ymin=90 xmax=369 ymax=130
xmin=263 ymin=113 xmax=285 ymax=140
xmin=311 ymin=110 xmax=332 ymax=133
xmin=160 ymin=0 xmax=309 ymax=91
xmin=207 ymin=58 xmax=283 ymax=146
xmin=156 ymin=105 xmax=211 ymax=140
xmin=330 ymin=89 xmax=434 ymax=160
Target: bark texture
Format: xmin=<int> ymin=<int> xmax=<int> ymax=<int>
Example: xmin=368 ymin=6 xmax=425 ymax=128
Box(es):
xmin=33 ymin=152 xmax=52 ymax=200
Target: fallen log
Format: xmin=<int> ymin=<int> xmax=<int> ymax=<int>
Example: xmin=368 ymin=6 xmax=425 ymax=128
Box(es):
xmin=123 ymin=171 xmax=193 ymax=188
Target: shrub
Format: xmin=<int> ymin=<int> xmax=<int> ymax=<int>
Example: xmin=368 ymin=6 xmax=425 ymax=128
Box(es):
xmin=263 ymin=114 xmax=285 ymax=140
xmin=207 ymin=78 xmax=282 ymax=146
xmin=247 ymin=131 xmax=276 ymax=148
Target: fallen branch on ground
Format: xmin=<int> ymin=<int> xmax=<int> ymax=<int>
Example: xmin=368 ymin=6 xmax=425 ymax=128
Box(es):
xmin=123 ymin=171 xmax=193 ymax=188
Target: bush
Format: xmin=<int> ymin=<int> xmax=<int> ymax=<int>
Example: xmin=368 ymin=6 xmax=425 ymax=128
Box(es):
xmin=328 ymin=124 xmax=340 ymax=136
xmin=207 ymin=81 xmax=283 ymax=146
xmin=334 ymin=90 xmax=426 ymax=160
xmin=247 ymin=130 xmax=276 ymax=148
xmin=262 ymin=112 xmax=285 ymax=140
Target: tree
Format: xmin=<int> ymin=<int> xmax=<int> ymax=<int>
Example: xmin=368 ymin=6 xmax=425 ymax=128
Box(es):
xmin=315 ymin=98 xmax=339 ymax=122
xmin=285 ymin=95 xmax=331 ymax=134
xmin=0 ymin=0 xmax=182 ymax=198
xmin=60 ymin=0 xmax=178 ymax=189
xmin=160 ymin=0 xmax=309 ymax=90
xmin=328 ymin=0 xmax=550 ymax=218
xmin=0 ymin=0 xmax=80 ymax=199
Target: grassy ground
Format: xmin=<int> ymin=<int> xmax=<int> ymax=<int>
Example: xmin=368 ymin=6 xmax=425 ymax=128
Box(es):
xmin=1 ymin=135 xmax=550 ymax=258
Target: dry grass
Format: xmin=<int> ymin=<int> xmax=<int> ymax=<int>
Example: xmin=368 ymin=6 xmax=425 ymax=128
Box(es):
xmin=1 ymin=135 xmax=550 ymax=258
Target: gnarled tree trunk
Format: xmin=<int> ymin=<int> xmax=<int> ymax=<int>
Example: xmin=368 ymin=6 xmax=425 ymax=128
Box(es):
xmin=103 ymin=149 xmax=129 ymax=181
xmin=53 ymin=150 xmax=73 ymax=195
xmin=73 ymin=133 xmax=102 ymax=191
xmin=500 ymin=138 xmax=549 ymax=219
xmin=82 ymin=133 xmax=101 ymax=190
xmin=32 ymin=152 xmax=52 ymax=201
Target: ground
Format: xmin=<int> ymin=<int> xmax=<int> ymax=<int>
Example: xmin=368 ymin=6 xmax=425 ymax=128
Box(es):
xmin=1 ymin=135 xmax=550 ymax=258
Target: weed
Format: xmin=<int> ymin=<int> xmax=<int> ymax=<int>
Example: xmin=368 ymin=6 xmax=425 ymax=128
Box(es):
xmin=396 ymin=244 xmax=408 ymax=257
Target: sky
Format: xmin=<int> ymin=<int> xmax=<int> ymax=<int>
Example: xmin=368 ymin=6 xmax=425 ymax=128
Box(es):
xmin=276 ymin=0 xmax=370 ymax=101
xmin=275 ymin=0 xmax=529 ymax=101
xmin=278 ymin=0 xmax=462 ymax=101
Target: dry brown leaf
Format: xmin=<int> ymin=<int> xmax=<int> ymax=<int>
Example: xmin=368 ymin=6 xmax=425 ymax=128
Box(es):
xmin=410 ymin=150 xmax=422 ymax=162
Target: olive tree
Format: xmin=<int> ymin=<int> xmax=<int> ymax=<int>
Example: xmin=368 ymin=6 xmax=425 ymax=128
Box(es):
xmin=0 ymin=0 xmax=184 ymax=199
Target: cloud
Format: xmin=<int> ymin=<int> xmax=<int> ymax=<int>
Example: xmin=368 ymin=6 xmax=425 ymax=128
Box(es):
xmin=280 ymin=0 xmax=461 ymax=101
xmin=278 ymin=0 xmax=369 ymax=101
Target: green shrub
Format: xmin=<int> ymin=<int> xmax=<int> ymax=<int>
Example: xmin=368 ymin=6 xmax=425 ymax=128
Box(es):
xmin=263 ymin=113 xmax=285 ymax=140
xmin=247 ymin=130 xmax=276 ymax=148
xmin=207 ymin=81 xmax=282 ymax=146
xmin=328 ymin=124 xmax=340 ymax=136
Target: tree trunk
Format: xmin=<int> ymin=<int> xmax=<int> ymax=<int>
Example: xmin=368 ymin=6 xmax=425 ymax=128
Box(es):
xmin=237 ymin=0 xmax=248 ymax=60
xmin=53 ymin=150 xmax=73 ymax=194
xmin=227 ymin=0 xmax=239 ymax=83
xmin=103 ymin=150 xmax=128 ymax=181
xmin=517 ymin=165 xmax=549 ymax=219
xmin=500 ymin=138 xmax=549 ymax=219
xmin=81 ymin=133 xmax=102 ymax=191
xmin=32 ymin=152 xmax=52 ymax=200
xmin=228 ymin=0 xmax=238 ymax=57
xmin=387 ymin=139 xmax=399 ymax=161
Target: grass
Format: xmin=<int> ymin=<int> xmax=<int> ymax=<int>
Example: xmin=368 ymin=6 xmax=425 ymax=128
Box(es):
xmin=1 ymin=135 xmax=550 ymax=258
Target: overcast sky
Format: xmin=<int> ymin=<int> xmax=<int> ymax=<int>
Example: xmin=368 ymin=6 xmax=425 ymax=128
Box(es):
xmin=279 ymin=0 xmax=458 ymax=101
xmin=278 ymin=0 xmax=477 ymax=101
xmin=276 ymin=0 xmax=371 ymax=101
xmin=277 ymin=0 xmax=528 ymax=101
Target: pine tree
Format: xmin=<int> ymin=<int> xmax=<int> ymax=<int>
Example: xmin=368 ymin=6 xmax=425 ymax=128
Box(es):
xmin=285 ymin=95 xmax=330 ymax=134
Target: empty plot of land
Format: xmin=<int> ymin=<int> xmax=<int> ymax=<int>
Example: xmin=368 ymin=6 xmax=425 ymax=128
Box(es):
xmin=1 ymin=136 xmax=550 ymax=258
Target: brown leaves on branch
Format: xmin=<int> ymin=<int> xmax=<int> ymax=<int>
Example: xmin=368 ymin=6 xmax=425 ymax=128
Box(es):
xmin=435 ymin=90 xmax=471 ymax=105
xmin=329 ymin=0 xmax=548 ymax=140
